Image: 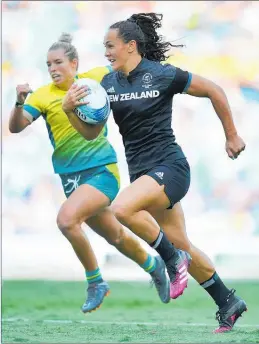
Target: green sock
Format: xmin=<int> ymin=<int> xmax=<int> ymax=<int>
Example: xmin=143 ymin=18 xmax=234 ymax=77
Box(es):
xmin=85 ymin=267 xmax=103 ymax=284
xmin=140 ymin=254 xmax=157 ymax=274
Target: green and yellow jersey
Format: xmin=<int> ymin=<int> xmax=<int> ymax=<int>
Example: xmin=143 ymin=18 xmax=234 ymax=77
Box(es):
xmin=24 ymin=66 xmax=117 ymax=174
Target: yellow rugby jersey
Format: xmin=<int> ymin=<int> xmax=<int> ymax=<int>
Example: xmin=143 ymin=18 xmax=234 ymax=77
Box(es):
xmin=24 ymin=66 xmax=117 ymax=174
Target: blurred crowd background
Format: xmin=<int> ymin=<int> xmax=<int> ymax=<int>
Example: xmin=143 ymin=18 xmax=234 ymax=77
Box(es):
xmin=2 ymin=1 xmax=259 ymax=279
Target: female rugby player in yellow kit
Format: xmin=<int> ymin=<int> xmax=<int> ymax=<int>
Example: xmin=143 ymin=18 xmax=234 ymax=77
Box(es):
xmin=9 ymin=33 xmax=174 ymax=313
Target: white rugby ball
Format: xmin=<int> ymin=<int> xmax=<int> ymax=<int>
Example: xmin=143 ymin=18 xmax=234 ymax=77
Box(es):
xmin=73 ymin=78 xmax=110 ymax=125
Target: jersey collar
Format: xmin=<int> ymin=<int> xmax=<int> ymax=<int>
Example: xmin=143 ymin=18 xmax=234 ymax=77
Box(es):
xmin=118 ymin=58 xmax=148 ymax=81
xmin=128 ymin=57 xmax=147 ymax=77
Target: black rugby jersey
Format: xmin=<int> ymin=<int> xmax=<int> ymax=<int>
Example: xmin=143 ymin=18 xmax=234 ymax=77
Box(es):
xmin=101 ymin=58 xmax=192 ymax=175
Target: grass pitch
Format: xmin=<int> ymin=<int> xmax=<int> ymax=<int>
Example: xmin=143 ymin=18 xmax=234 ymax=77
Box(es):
xmin=2 ymin=280 xmax=259 ymax=343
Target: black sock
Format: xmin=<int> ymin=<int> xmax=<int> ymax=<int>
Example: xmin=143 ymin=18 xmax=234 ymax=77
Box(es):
xmin=150 ymin=229 xmax=177 ymax=262
xmin=200 ymin=272 xmax=231 ymax=308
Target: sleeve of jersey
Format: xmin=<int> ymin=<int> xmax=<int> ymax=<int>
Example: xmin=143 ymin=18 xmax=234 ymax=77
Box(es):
xmin=23 ymin=91 xmax=44 ymax=123
xmin=79 ymin=66 xmax=112 ymax=83
xmin=166 ymin=65 xmax=192 ymax=96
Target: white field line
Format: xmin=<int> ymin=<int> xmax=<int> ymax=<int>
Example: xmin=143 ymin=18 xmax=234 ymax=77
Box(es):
xmin=2 ymin=318 xmax=259 ymax=328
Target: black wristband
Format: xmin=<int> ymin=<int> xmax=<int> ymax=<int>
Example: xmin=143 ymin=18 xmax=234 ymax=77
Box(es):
xmin=15 ymin=101 xmax=24 ymax=108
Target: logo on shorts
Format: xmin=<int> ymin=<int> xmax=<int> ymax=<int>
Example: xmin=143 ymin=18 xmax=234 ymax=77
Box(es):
xmin=142 ymin=73 xmax=152 ymax=89
xmin=64 ymin=175 xmax=81 ymax=194
xmin=155 ymin=172 xmax=164 ymax=180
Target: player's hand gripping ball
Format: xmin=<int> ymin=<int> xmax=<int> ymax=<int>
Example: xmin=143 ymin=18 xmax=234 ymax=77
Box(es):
xmin=73 ymin=78 xmax=110 ymax=124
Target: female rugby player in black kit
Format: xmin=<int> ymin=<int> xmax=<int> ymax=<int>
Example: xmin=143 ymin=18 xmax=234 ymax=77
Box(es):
xmin=102 ymin=13 xmax=247 ymax=333
xmin=67 ymin=12 xmax=247 ymax=333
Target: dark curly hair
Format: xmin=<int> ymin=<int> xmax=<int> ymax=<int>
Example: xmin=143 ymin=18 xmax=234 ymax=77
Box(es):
xmin=109 ymin=12 xmax=183 ymax=62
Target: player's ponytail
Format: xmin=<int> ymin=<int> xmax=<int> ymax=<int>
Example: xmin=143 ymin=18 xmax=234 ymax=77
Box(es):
xmin=109 ymin=13 xmax=183 ymax=62
xmin=48 ymin=32 xmax=79 ymax=69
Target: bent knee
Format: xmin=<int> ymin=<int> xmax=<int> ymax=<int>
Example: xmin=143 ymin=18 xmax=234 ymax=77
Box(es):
xmin=56 ymin=210 xmax=77 ymax=235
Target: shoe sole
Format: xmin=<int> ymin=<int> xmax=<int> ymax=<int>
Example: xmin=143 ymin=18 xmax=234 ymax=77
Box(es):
xmin=156 ymin=257 xmax=171 ymax=304
xmin=164 ymin=281 xmax=171 ymax=304
xmin=82 ymin=290 xmax=110 ymax=314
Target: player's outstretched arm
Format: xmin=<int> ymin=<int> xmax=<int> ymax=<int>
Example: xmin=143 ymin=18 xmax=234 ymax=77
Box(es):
xmin=62 ymin=83 xmax=105 ymax=141
xmin=186 ymin=74 xmax=246 ymax=159
xmin=9 ymin=84 xmax=32 ymax=133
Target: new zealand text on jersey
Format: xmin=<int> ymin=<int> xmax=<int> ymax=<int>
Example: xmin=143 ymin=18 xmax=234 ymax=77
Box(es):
xmin=109 ymin=90 xmax=160 ymax=102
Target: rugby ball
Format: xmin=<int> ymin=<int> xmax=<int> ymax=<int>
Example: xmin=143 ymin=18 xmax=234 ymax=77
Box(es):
xmin=73 ymin=78 xmax=110 ymax=124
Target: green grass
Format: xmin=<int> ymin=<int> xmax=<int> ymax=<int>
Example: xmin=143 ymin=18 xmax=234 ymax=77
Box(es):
xmin=2 ymin=280 xmax=259 ymax=343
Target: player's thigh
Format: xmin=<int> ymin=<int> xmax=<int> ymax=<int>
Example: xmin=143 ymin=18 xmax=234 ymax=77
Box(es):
xmin=115 ymin=158 xmax=191 ymax=215
xmin=86 ymin=207 xmax=123 ymax=243
xmin=148 ymin=202 xmax=191 ymax=251
xmin=58 ymin=164 xmax=120 ymax=224
xmin=58 ymin=184 xmax=110 ymax=225
xmin=112 ymin=175 xmax=171 ymax=215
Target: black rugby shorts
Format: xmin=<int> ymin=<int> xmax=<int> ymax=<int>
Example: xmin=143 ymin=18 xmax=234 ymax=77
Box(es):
xmin=130 ymin=158 xmax=191 ymax=209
